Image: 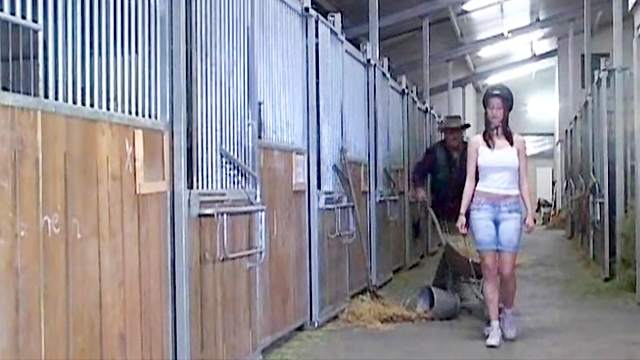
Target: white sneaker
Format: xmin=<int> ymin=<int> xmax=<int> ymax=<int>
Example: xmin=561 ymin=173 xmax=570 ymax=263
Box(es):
xmin=500 ymin=310 xmax=517 ymax=341
xmin=485 ymin=325 xmax=502 ymax=348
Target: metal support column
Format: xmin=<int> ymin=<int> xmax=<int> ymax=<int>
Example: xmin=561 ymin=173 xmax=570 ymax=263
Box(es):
xmin=369 ymin=0 xmax=379 ymax=61
xmin=171 ymin=0 xmax=190 ymax=357
xmin=600 ymin=72 xmax=611 ymax=279
xmin=632 ymin=2 xmax=640 ymax=304
xmin=569 ymin=21 xmax=575 ymax=115
xmin=422 ymin=17 xmax=430 ymax=104
xmin=306 ymin=14 xmax=321 ymax=326
xmin=613 ymin=0 xmax=625 ymax=278
xmin=447 ymin=60 xmax=453 ymax=114
xmin=584 ymin=0 xmax=592 ymax=91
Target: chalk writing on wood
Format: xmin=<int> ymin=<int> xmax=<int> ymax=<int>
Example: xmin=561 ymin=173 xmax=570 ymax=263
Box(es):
xmin=125 ymin=138 xmax=134 ymax=174
xmin=71 ymin=218 xmax=82 ymax=240
xmin=42 ymin=213 xmax=62 ymax=237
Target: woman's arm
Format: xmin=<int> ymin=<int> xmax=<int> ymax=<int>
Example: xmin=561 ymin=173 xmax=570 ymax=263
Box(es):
xmin=516 ymin=135 xmax=534 ymax=221
xmin=458 ymin=135 xmax=480 ymax=216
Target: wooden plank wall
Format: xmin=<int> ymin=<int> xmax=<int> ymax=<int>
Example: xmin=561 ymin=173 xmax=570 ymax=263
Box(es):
xmin=0 ymin=105 xmax=169 ymax=360
xmin=189 ymin=147 xmax=311 ymax=359
xmin=258 ymin=147 xmax=308 ymax=347
xmin=318 ymin=209 xmax=349 ymax=319
xmin=347 ymin=161 xmax=369 ymax=295
xmin=189 ymin=217 xmax=257 ymax=360
xmin=391 ymin=169 xmax=406 ymax=271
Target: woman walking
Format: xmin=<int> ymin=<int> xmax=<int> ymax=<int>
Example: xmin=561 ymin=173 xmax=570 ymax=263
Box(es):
xmin=456 ymin=84 xmax=535 ymax=348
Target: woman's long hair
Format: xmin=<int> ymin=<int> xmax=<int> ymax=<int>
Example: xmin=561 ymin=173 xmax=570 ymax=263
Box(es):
xmin=483 ymin=98 xmax=514 ymax=148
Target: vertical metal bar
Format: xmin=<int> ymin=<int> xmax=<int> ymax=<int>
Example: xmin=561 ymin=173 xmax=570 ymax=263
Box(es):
xmin=131 ymin=0 xmax=137 ymax=115
xmin=447 ymin=60 xmax=453 ymax=114
xmin=101 ymin=0 xmax=107 ymax=109
xmin=307 ymin=14 xmax=321 ymax=326
xmin=75 ymin=0 xmax=81 ymax=104
xmin=27 ymin=0 xmax=33 ymax=20
xmin=83 ymin=0 xmax=89 ymax=106
xmin=2 ymin=0 xmax=9 ymax=15
xmin=222 ymin=0 xmax=228 ymax=189
xmin=137 ymin=0 xmax=142 ymax=116
xmin=116 ymin=0 xmax=122 ymax=112
xmin=204 ymin=0 xmax=209 ymax=189
xmin=123 ymin=0 xmax=129 ymax=114
xmin=171 ymin=0 xmax=191 ymax=355
xmin=613 ymin=0 xmax=624 ymax=278
xmin=584 ymin=0 xmax=592 ymax=91
xmin=38 ymin=0 xmax=44 ymax=97
xmin=422 ymin=17 xmax=429 ymax=105
xmin=92 ymin=0 xmax=99 ymax=106
xmin=19 ymin=24 xmax=24 ymax=94
xmin=369 ymin=0 xmax=378 ymax=61
xmin=46 ymin=0 xmax=54 ymax=98
xmin=600 ymin=74 xmax=610 ymax=279
xmin=108 ymin=0 xmax=115 ymax=110
xmin=194 ymin=0 xmax=200 ymax=188
xmin=16 ymin=0 xmax=21 ymax=18
xmin=66 ymin=0 xmax=72 ymax=102
xmin=568 ymin=21 xmax=575 ymax=117
xmin=57 ymin=0 xmax=64 ymax=100
xmin=143 ymin=0 xmax=149 ymax=118
xmin=150 ymin=0 xmax=156 ymax=119
xmin=632 ymin=9 xmax=640 ymax=304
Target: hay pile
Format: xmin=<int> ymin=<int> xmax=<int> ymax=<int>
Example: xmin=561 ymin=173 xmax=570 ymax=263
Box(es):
xmin=447 ymin=234 xmax=480 ymax=262
xmin=338 ymin=294 xmax=431 ymax=329
xmin=447 ymin=233 xmax=530 ymax=266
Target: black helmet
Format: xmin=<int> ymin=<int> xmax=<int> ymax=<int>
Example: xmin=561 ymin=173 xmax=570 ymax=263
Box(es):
xmin=482 ymin=84 xmax=514 ymax=112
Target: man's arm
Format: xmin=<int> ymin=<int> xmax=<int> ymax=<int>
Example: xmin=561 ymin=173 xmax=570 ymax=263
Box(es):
xmin=412 ymin=146 xmax=436 ymax=188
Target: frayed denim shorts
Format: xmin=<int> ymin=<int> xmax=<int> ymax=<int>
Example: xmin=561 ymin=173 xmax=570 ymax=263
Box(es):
xmin=469 ymin=194 xmax=524 ymax=253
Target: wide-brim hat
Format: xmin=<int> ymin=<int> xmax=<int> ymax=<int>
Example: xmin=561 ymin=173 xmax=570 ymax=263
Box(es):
xmin=438 ymin=115 xmax=471 ymax=131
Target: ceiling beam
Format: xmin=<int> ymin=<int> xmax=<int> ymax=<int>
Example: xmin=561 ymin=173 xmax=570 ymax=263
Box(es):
xmin=345 ymin=0 xmax=465 ymax=38
xmin=312 ymin=0 xmax=338 ymax=13
xmin=380 ymin=0 xmax=539 ymax=43
xmin=447 ymin=6 xmax=476 ymax=73
xmin=430 ymin=0 xmax=609 ymax=64
xmin=430 ymin=49 xmax=558 ymax=95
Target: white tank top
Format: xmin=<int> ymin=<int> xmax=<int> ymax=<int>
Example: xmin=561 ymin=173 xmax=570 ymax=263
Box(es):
xmin=475 ymin=146 xmax=520 ymax=195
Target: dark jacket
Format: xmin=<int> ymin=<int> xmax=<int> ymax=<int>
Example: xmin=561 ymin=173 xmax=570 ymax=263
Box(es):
xmin=412 ymin=140 xmax=468 ymax=222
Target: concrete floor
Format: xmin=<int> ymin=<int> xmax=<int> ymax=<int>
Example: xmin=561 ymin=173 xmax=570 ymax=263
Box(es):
xmin=265 ymin=229 xmax=640 ymax=359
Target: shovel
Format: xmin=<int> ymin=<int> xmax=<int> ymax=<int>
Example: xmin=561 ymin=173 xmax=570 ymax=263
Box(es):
xmin=332 ymin=148 xmax=382 ymax=300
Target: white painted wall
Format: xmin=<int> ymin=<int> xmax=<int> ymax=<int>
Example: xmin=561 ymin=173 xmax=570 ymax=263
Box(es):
xmin=465 ymin=84 xmax=479 ymax=136
xmin=430 ymin=87 xmax=464 ymax=117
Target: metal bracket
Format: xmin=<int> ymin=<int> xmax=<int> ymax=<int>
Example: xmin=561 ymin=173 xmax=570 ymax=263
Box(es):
xmin=209 ymin=205 xmax=267 ymax=263
xmin=324 ymin=201 xmax=356 ymax=244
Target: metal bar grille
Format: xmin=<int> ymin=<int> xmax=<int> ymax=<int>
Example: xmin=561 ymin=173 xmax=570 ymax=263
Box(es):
xmin=375 ymin=67 xmax=390 ymax=191
xmin=343 ymin=51 xmax=368 ymax=162
xmin=256 ymin=0 xmax=306 ymax=149
xmin=317 ymin=20 xmax=344 ymax=193
xmin=0 ymin=0 xmax=40 ymax=96
xmin=388 ymin=86 xmax=404 ymax=168
xmin=188 ymin=0 xmax=254 ymax=191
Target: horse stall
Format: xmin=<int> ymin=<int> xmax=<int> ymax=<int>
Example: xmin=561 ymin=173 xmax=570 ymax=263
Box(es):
xmin=185 ymin=0 xmax=309 ymax=358
xmin=342 ymin=42 xmax=371 ymax=296
xmin=405 ymin=92 xmax=430 ymax=268
xmin=371 ymin=65 xmax=407 ymax=285
xmin=0 ymin=1 xmax=172 ymax=359
xmin=307 ymin=12 xmax=354 ymax=326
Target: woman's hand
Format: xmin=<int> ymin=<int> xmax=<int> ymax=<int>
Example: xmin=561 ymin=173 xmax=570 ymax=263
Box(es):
xmin=524 ymin=214 xmax=535 ymax=233
xmin=456 ymin=214 xmax=468 ymax=235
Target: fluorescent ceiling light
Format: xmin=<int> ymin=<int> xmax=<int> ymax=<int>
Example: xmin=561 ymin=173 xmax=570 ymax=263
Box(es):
xmin=484 ymin=59 xmax=554 ymax=84
xmin=477 ymin=30 xmax=544 ymax=58
xmin=462 ymin=0 xmax=502 ymax=12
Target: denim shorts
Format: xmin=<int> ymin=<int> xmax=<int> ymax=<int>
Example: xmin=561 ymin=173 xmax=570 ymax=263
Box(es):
xmin=469 ymin=195 xmax=523 ymax=253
